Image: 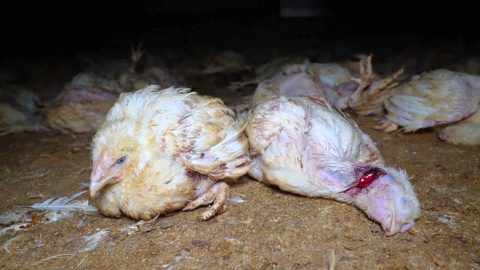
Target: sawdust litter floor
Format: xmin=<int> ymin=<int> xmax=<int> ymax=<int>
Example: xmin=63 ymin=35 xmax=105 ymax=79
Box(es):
xmin=1 ymin=104 xmax=479 ymax=269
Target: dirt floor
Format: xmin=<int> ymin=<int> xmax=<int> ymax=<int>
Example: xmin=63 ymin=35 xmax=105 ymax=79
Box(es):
xmin=1 ymin=53 xmax=480 ymax=270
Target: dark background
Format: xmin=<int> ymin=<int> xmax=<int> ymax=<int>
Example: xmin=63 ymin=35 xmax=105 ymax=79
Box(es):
xmin=1 ymin=1 xmax=478 ymax=61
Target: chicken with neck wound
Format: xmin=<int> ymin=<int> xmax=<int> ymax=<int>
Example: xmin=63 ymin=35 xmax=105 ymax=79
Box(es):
xmin=247 ymin=73 xmax=421 ymax=236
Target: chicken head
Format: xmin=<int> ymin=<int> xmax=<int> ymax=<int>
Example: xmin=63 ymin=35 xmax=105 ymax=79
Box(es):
xmin=340 ymin=166 xmax=419 ymax=235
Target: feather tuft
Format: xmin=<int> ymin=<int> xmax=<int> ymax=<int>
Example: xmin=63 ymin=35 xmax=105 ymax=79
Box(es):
xmin=79 ymin=228 xmax=109 ymax=252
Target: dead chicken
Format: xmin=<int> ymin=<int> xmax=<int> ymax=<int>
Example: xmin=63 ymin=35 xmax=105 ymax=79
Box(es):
xmin=367 ymin=69 xmax=480 ymax=145
xmin=299 ymin=55 xmax=480 ymax=145
xmin=169 ymin=50 xmax=249 ymax=78
xmin=437 ymin=109 xmax=480 ymax=145
xmin=44 ymin=45 xmax=181 ymax=133
xmin=240 ymin=54 xmax=402 ymax=113
xmin=0 ymin=84 xmax=49 ymax=135
xmin=246 ymin=73 xmax=421 ymax=236
xmin=89 ymin=85 xmax=252 ymax=221
xmin=70 ymin=44 xmax=181 ymax=94
xmin=279 ymin=54 xmax=404 ymax=115
xmin=228 ymin=55 xmax=310 ymax=90
xmin=1 ymin=44 xmax=184 ymax=135
xmin=270 ymin=55 xmax=480 ymax=145
xmin=200 ymin=50 xmax=249 ymax=75
xmin=43 ymin=86 xmax=118 ymax=133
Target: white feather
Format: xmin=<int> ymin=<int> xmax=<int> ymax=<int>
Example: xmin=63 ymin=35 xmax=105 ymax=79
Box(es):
xmin=79 ymin=228 xmax=109 ymax=252
xmin=29 ymin=191 xmax=97 ymax=212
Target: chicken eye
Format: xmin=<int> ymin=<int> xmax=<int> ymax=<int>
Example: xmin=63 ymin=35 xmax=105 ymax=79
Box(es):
xmin=116 ymin=156 xmax=127 ymax=165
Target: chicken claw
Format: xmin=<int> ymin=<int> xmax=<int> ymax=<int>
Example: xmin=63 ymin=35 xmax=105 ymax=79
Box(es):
xmin=348 ymin=54 xmax=404 ymax=115
xmin=183 ymin=182 xmax=229 ymax=220
xmin=129 ymin=43 xmax=146 ymax=73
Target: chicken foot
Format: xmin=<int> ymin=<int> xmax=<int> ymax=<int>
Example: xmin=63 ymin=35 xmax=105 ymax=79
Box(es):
xmin=348 ymin=54 xmax=404 ymax=115
xmin=129 ymin=43 xmax=146 ymax=73
xmin=183 ymin=182 xmax=229 ymax=220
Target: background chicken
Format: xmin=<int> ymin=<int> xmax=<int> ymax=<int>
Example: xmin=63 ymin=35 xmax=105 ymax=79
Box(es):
xmin=0 ymin=44 xmax=184 ymax=135
xmin=437 ymin=109 xmax=480 ymax=145
xmin=228 ymin=54 xmax=310 ymax=90
xmin=70 ymin=44 xmax=181 ymax=94
xmin=250 ymin=54 xmax=403 ymax=113
xmin=269 ymin=56 xmax=480 ymax=146
xmin=370 ymin=69 xmax=480 ymax=145
xmin=0 ymin=84 xmax=48 ymax=134
xmin=246 ymin=74 xmax=421 ymax=236
xmin=43 ymin=86 xmax=119 ymax=133
xmin=89 ymin=85 xmax=251 ymax=221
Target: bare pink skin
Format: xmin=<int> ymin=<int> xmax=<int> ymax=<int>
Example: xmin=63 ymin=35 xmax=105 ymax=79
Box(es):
xmin=61 ymin=86 xmax=118 ymax=103
xmin=344 ymin=169 xmax=416 ymax=236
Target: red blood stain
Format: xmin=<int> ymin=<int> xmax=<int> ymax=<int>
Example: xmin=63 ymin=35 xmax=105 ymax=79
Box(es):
xmin=343 ymin=167 xmax=386 ymax=196
xmin=355 ymin=168 xmax=385 ymax=189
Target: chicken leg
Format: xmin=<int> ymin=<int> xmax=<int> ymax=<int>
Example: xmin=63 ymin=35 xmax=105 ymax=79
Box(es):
xmin=348 ymin=54 xmax=404 ymax=115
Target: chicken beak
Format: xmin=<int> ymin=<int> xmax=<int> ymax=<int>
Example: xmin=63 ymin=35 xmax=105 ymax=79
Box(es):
xmin=384 ymin=217 xmax=400 ymax=236
xmin=384 ymin=217 xmax=416 ymax=236
xmin=90 ymin=159 xmax=112 ymax=200
xmin=379 ymin=196 xmax=417 ymax=236
xmin=375 ymin=196 xmax=408 ymax=237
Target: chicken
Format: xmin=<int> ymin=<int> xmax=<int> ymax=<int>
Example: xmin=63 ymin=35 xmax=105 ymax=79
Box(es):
xmin=0 ymin=84 xmax=49 ymax=135
xmin=89 ymin=85 xmax=252 ymax=221
xmin=438 ymin=109 xmax=480 ymax=145
xmin=0 ymin=85 xmax=121 ymax=134
xmin=70 ymin=44 xmax=181 ymax=94
xmin=277 ymin=56 xmax=480 ymax=145
xmin=344 ymin=55 xmax=404 ymax=115
xmin=43 ymin=86 xmax=119 ymax=133
xmin=246 ymin=73 xmax=421 ymax=236
xmin=200 ymin=50 xmax=249 ymax=75
xmin=1 ymin=44 xmax=185 ymax=135
xmin=228 ymin=55 xmax=310 ymax=90
xmin=278 ymin=61 xmax=356 ymax=109
xmin=372 ymin=70 xmax=480 ymax=145
xmin=255 ymin=54 xmax=404 ymax=114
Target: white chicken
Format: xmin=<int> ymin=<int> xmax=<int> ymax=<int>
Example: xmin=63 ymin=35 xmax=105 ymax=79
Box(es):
xmin=43 ymin=86 xmax=119 ymax=133
xmin=70 ymin=44 xmax=181 ymax=94
xmin=263 ymin=55 xmax=480 ymax=145
xmin=437 ymin=109 xmax=480 ymax=145
xmin=0 ymin=84 xmax=48 ymax=135
xmin=371 ymin=70 xmax=480 ymax=145
xmin=246 ymin=73 xmax=421 ymax=236
xmin=263 ymin=54 xmax=404 ymax=114
xmin=89 ymin=85 xmax=252 ymax=221
xmin=228 ymin=55 xmax=310 ymax=90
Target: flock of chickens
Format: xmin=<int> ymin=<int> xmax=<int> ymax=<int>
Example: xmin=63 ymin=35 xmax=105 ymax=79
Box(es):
xmin=2 ymin=45 xmax=480 ymax=236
